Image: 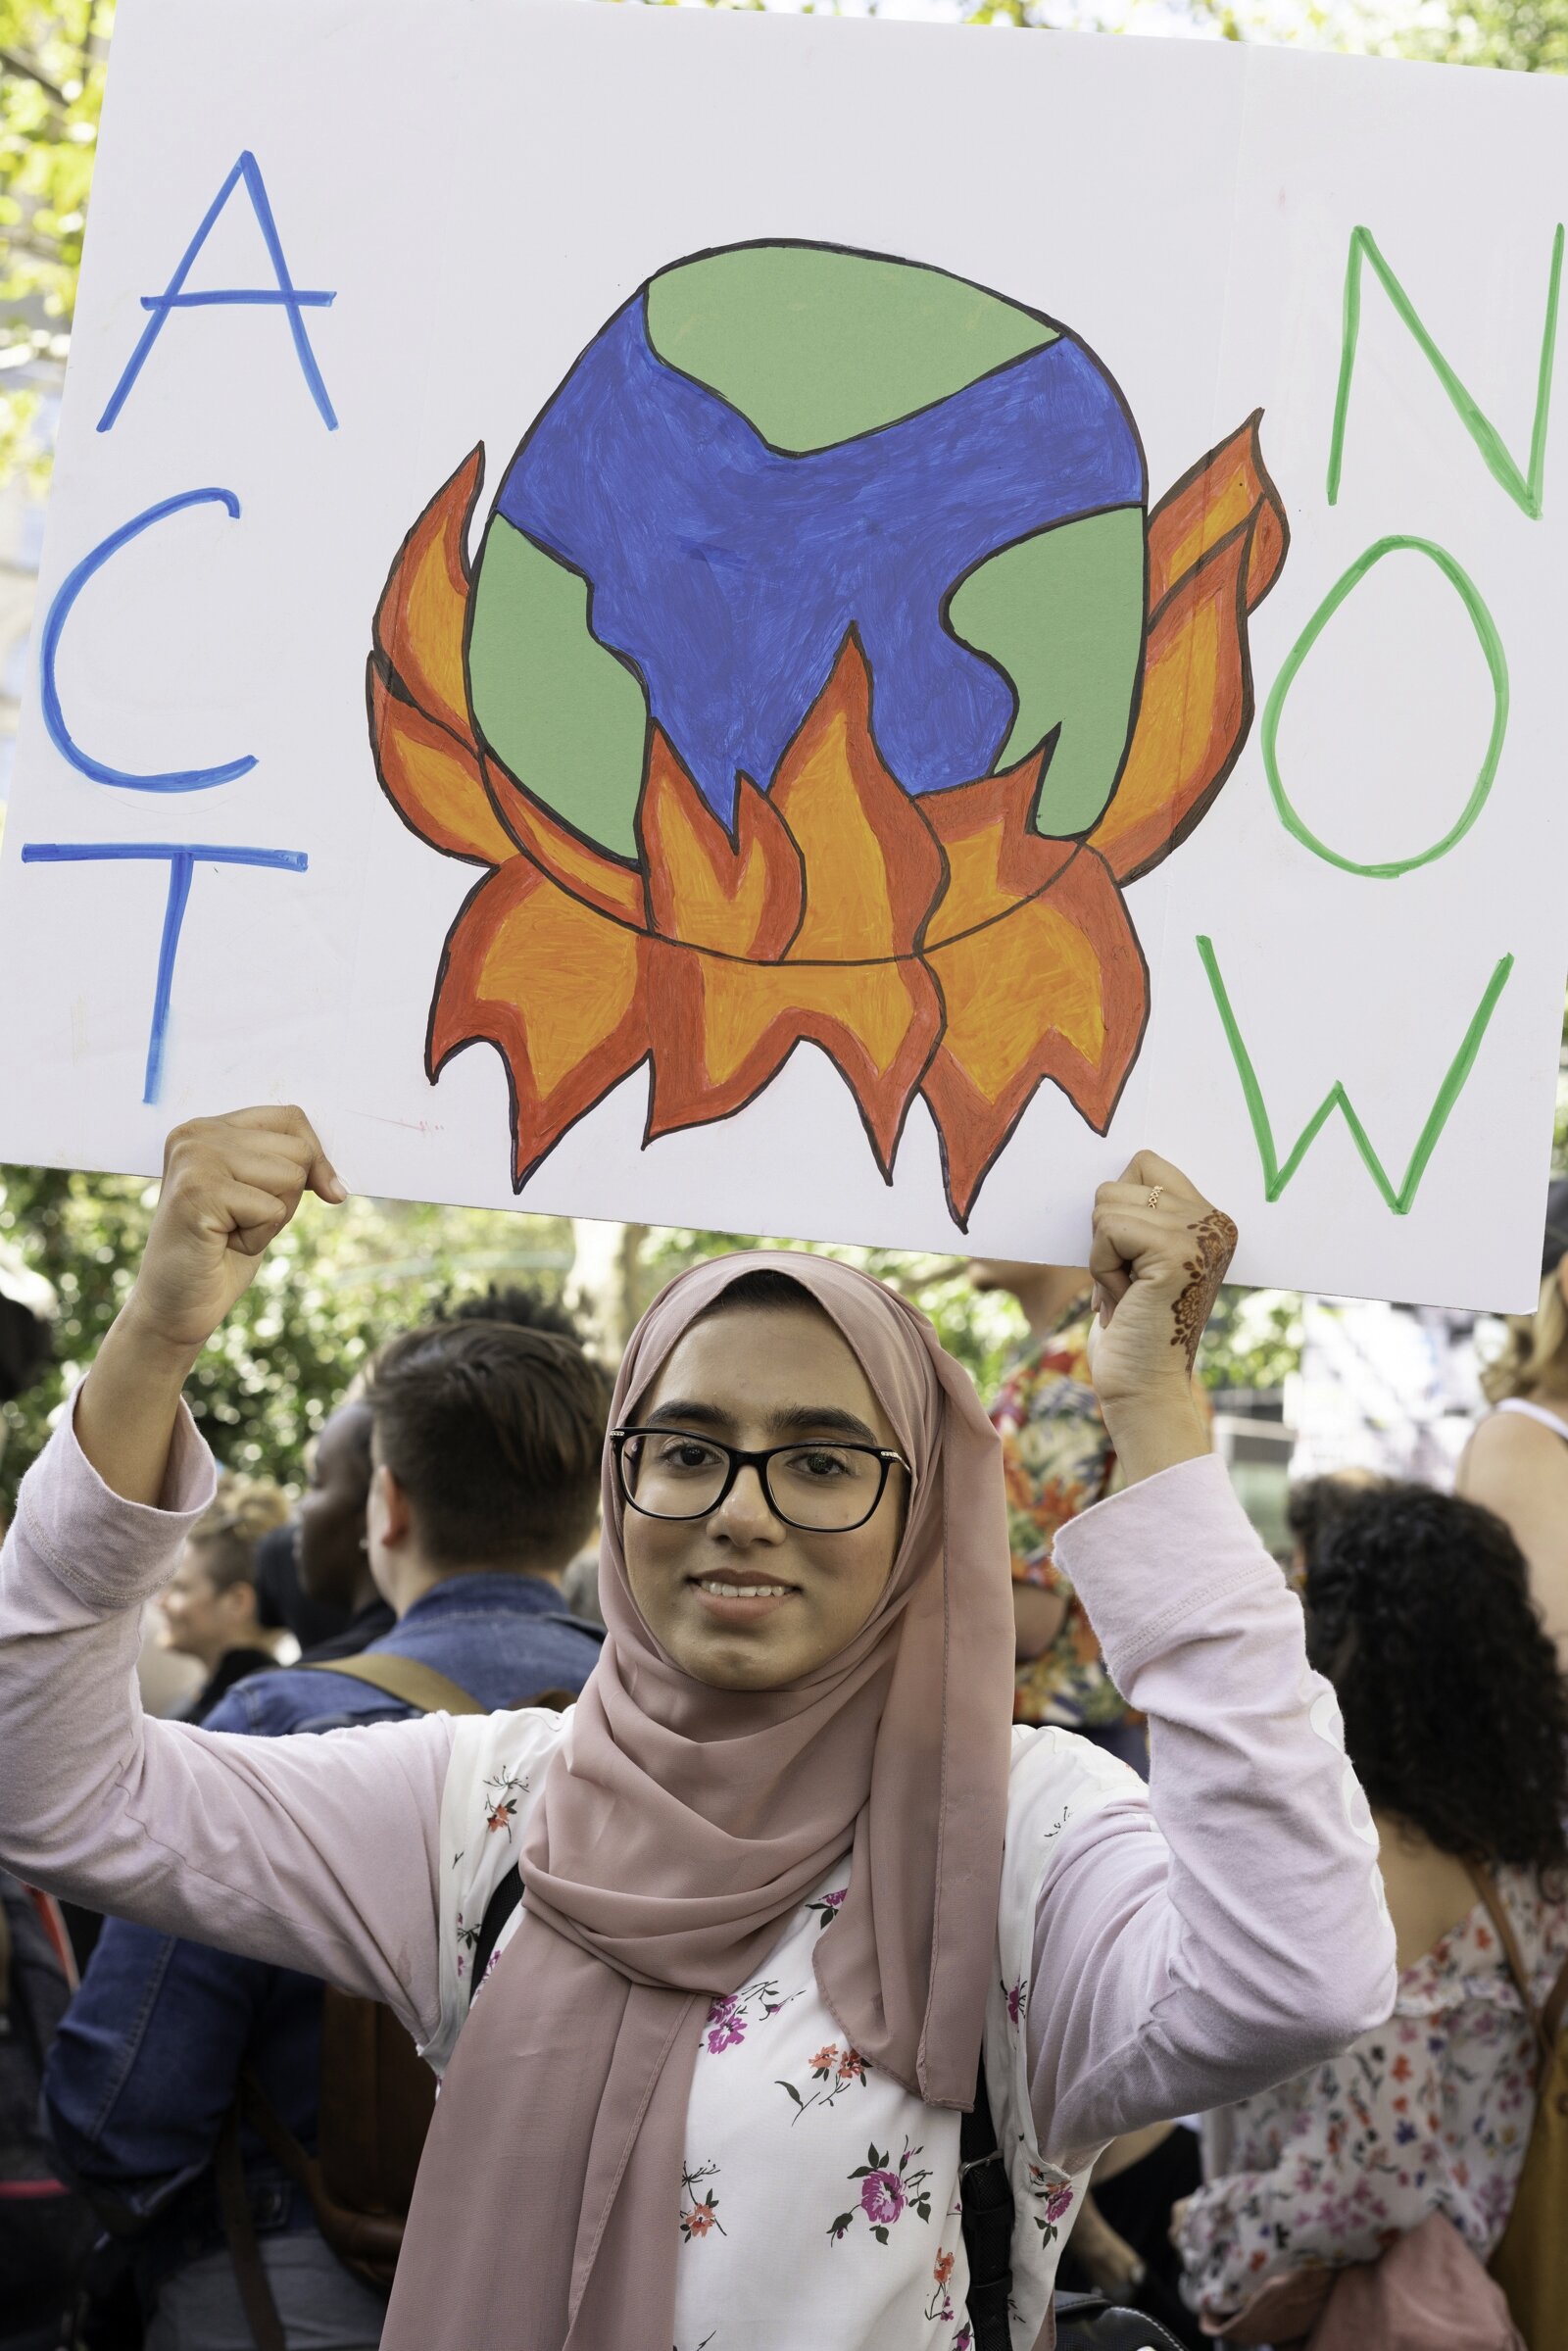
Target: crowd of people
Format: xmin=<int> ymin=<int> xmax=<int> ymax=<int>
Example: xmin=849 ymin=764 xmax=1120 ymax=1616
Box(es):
xmin=0 ymin=1109 xmax=1564 ymax=2351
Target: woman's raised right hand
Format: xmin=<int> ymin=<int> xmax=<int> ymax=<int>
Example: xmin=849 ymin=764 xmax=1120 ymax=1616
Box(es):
xmin=123 ymin=1107 xmax=345 ymax=1361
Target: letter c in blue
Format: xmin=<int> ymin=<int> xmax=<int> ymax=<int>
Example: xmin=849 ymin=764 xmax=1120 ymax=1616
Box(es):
xmin=39 ymin=487 xmax=257 ymax=792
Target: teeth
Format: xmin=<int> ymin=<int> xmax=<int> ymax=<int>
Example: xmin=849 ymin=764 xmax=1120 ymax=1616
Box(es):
xmin=697 ymin=1580 xmax=791 ymax=1600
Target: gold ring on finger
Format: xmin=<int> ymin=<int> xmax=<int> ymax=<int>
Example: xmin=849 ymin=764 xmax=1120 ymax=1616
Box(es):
xmin=1146 ymin=1184 xmax=1164 ymax=1210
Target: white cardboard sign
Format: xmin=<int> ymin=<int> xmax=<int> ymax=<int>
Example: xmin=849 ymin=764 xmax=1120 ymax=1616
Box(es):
xmin=1 ymin=0 xmax=1563 ymax=1310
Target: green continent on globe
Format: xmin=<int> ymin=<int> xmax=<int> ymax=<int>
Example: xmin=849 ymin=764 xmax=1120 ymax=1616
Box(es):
xmin=644 ymin=244 xmax=1058 ymax=454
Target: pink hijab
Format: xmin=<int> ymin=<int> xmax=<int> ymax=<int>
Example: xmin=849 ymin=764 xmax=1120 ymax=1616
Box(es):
xmin=384 ymin=1252 xmax=1017 ymax=2350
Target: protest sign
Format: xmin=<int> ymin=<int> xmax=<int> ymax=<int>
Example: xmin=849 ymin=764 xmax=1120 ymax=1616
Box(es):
xmin=0 ymin=0 xmax=1562 ymax=1308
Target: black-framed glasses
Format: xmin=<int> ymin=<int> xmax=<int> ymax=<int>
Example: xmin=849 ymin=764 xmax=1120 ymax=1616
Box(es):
xmin=612 ymin=1426 xmax=909 ymax=1533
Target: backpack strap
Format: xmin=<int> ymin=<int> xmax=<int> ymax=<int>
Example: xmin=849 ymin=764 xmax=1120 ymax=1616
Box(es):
xmin=301 ymin=1617 xmax=603 ymax=1720
xmin=958 ymin=2056 xmax=1014 ymax=2350
xmin=468 ymin=1868 xmax=526 ymax=2008
xmin=1544 ymin=1950 xmax=1568 ymax=2048
xmin=299 ymin=1654 xmax=487 ymax=1716
xmin=1466 ymin=1860 xmax=1555 ymax=2082
xmin=215 ymin=2104 xmax=288 ymax=2351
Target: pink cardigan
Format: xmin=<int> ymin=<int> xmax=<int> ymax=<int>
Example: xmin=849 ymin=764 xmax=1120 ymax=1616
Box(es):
xmin=0 ymin=1399 xmax=1395 ymax=2163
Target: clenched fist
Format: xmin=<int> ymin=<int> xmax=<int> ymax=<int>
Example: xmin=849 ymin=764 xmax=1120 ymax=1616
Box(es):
xmin=124 ymin=1107 xmax=346 ymax=1359
xmin=79 ymin=1107 xmax=347 ymax=1506
xmin=1085 ymin=1151 xmax=1235 ymax=1482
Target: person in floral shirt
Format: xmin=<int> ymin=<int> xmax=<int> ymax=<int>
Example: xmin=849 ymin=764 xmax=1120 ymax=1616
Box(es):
xmin=970 ymin=1258 xmax=1145 ymax=1768
xmin=1175 ymin=1479 xmax=1568 ymax=2332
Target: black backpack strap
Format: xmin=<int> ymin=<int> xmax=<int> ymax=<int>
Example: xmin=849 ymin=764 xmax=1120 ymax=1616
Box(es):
xmin=959 ymin=2055 xmax=1014 ymax=2349
xmin=468 ymin=1868 xmax=525 ymax=2006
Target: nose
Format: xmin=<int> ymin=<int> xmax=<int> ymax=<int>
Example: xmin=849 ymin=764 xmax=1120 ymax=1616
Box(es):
xmin=709 ymin=1463 xmax=786 ymax=1545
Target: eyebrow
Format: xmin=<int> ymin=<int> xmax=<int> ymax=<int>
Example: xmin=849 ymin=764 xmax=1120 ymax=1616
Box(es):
xmin=639 ymin=1399 xmax=884 ymax=1446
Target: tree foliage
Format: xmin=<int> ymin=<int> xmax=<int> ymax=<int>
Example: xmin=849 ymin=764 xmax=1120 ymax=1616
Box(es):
xmin=0 ymin=1160 xmax=573 ymax=1509
xmin=0 ymin=0 xmax=106 ymax=483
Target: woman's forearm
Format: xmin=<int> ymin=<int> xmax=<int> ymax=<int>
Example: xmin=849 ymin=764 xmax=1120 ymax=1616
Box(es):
xmin=75 ymin=1305 xmax=202 ymax=1508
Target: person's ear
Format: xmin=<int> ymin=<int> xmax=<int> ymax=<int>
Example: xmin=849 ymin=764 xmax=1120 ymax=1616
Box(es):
xmin=372 ymin=1461 xmax=414 ymax=1550
xmin=226 ymin=1577 xmax=260 ymax=1634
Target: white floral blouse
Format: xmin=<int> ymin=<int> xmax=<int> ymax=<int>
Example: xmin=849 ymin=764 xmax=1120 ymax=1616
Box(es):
xmin=420 ymin=1708 xmax=1115 ymax=2351
xmin=1176 ymin=1863 xmax=1568 ymax=2327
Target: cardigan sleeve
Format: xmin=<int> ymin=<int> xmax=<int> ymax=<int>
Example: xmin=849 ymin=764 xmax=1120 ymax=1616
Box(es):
xmin=1024 ymin=1455 xmax=1396 ymax=2172
xmin=0 ymin=1393 xmax=454 ymax=2043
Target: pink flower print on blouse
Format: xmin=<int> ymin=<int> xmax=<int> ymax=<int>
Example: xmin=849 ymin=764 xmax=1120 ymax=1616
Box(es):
xmin=705 ymin=1995 xmax=744 ymax=2054
xmin=861 ymin=2170 xmax=905 ymax=2226
xmin=777 ymin=2040 xmax=873 ymax=2124
xmin=701 ymin=1976 xmax=801 ymax=2056
xmin=678 ymin=2161 xmax=728 ymax=2243
xmin=828 ymin=2138 xmax=933 ymax=2245
xmin=1004 ymin=1973 xmax=1028 ymax=2029
xmin=807 ymin=1887 xmax=848 ymax=1932
xmin=1025 ymin=2159 xmax=1075 ymax=2247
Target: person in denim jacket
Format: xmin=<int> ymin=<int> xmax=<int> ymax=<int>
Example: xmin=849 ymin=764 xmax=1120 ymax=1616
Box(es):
xmin=41 ymin=1318 xmax=609 ymax=2351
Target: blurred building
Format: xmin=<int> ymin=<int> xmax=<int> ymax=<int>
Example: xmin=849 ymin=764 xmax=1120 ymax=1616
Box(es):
xmin=1287 ymin=1296 xmax=1490 ymax=1492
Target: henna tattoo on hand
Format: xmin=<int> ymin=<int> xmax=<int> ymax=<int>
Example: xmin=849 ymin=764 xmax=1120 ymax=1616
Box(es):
xmin=1170 ymin=1210 xmax=1238 ymax=1371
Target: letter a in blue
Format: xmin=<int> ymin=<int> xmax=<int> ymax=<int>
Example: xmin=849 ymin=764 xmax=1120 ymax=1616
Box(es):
xmin=98 ymin=152 xmax=337 ymax=432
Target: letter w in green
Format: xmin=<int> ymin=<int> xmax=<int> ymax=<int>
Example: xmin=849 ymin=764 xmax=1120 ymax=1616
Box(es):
xmin=1328 ymin=225 xmax=1563 ymax=518
xmin=1197 ymin=936 xmax=1514 ymax=1215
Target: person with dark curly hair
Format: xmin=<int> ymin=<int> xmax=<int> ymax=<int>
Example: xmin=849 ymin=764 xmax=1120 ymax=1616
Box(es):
xmin=1173 ymin=1480 xmax=1568 ymax=2332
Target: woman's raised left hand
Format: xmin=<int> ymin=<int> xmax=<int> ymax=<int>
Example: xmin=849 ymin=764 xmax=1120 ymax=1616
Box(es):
xmin=1086 ymin=1151 xmax=1236 ymax=1485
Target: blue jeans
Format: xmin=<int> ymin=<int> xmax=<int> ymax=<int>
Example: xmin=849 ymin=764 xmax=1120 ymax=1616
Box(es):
xmin=145 ymin=2231 xmax=386 ymax=2351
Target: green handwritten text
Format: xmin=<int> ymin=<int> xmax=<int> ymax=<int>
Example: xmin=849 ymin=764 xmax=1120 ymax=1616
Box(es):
xmin=1197 ymin=934 xmax=1514 ymax=1214
xmin=1261 ymin=536 xmax=1508 ymax=881
xmin=1328 ymin=223 xmax=1563 ymax=518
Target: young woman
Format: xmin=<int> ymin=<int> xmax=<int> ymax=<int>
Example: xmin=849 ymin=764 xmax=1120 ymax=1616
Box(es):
xmin=1174 ymin=1481 xmax=1568 ymax=2332
xmin=0 ymin=1109 xmax=1394 ymax=2351
xmin=1458 ymin=1178 xmax=1568 ymax=1669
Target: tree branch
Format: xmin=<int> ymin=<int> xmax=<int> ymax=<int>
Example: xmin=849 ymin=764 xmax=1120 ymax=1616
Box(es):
xmin=0 ymin=47 xmax=70 ymax=108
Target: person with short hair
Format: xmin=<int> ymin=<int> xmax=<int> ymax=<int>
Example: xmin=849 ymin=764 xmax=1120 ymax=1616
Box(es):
xmin=1174 ymin=1480 xmax=1568 ymax=2332
xmin=160 ymin=1471 xmax=291 ymax=1722
xmin=1 ymin=1109 xmax=1394 ymax=2351
xmin=38 ymin=1311 xmax=609 ymax=2351
xmin=1457 ymin=1177 xmax=1568 ymax=1668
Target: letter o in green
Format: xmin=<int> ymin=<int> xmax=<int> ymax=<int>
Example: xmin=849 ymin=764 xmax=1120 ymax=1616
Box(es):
xmin=1261 ymin=535 xmax=1509 ymax=880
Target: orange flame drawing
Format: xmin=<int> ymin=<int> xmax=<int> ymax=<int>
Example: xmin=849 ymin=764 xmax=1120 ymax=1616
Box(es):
xmin=368 ymin=420 xmax=1287 ymax=1226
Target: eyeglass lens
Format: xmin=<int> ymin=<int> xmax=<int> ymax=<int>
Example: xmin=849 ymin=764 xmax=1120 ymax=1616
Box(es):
xmin=622 ymin=1431 xmax=884 ymax=1530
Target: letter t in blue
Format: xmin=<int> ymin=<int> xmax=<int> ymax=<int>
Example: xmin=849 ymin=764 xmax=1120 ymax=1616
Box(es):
xmin=21 ymin=843 xmax=308 ymax=1104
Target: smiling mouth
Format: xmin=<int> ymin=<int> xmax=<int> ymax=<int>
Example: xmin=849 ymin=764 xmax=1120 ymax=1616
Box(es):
xmin=688 ymin=1576 xmax=798 ymax=1610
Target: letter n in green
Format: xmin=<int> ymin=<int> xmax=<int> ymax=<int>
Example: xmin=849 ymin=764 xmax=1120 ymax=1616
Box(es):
xmin=1197 ymin=936 xmax=1514 ymax=1215
xmin=1328 ymin=225 xmax=1564 ymax=518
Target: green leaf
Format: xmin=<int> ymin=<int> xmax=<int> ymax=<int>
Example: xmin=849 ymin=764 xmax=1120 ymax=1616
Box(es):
xmin=776 ymin=2080 xmax=803 ymax=2106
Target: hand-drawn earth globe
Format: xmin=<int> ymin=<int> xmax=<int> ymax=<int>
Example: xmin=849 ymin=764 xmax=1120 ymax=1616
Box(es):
xmin=463 ymin=241 xmax=1150 ymax=853
xmin=370 ymin=234 xmax=1284 ymax=1221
